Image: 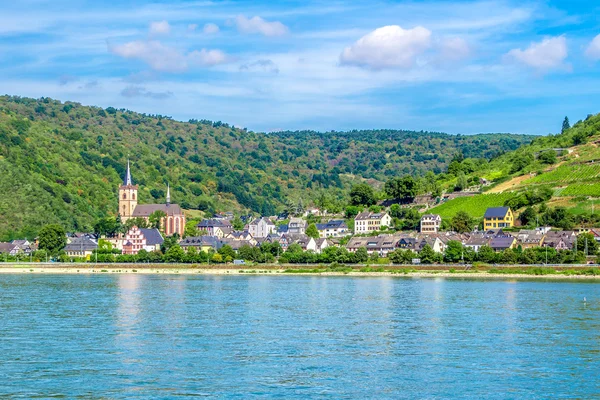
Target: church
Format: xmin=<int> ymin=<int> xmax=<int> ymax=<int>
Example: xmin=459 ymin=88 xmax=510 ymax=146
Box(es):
xmin=118 ymin=160 xmax=186 ymax=237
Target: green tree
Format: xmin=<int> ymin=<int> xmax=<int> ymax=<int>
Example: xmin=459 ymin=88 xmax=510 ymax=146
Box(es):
xmin=451 ymin=211 xmax=474 ymax=233
xmin=576 ymin=233 xmax=599 ymax=256
xmin=477 ymin=245 xmax=497 ymax=263
xmin=562 ymin=116 xmax=570 ymax=133
xmin=345 ymin=205 xmax=361 ymax=219
xmin=164 ymin=244 xmax=185 ymax=263
xmin=538 ymin=150 xmax=557 ymax=165
xmin=454 ymin=172 xmax=468 ymax=192
xmin=354 ymin=247 xmax=368 ymax=263
xmin=148 ymin=210 xmax=167 ymax=229
xmin=93 ymin=217 xmax=121 ymax=237
xmin=443 ymin=240 xmax=464 ymax=263
xmin=232 ymin=217 xmax=244 ymax=230
xmin=306 ymin=223 xmax=320 ymax=239
xmin=38 ymin=224 xmax=67 ymax=256
xmin=419 ymin=244 xmax=437 ymax=263
xmin=184 ymin=219 xmax=199 ymax=238
xmin=519 ymin=207 xmax=537 ymax=226
xmin=384 ymin=176 xmax=418 ymax=200
xmin=349 ymin=183 xmax=377 ymax=206
xmin=218 ymin=245 xmax=236 ymax=260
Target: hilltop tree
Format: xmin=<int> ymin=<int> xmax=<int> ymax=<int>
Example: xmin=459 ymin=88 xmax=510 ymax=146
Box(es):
xmin=562 ymin=116 xmax=570 ymax=133
xmin=349 ymin=183 xmax=377 ymax=206
xmin=38 ymin=224 xmax=67 ymax=256
xmin=384 ymin=176 xmax=418 ymax=200
xmin=451 ymin=211 xmax=474 ymax=233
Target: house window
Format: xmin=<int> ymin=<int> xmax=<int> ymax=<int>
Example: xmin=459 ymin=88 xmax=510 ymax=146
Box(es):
xmin=123 ymin=193 xmax=127 ymax=199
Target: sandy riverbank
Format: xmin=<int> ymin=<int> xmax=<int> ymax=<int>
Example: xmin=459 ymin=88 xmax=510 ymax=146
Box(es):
xmin=1 ymin=266 xmax=600 ymax=280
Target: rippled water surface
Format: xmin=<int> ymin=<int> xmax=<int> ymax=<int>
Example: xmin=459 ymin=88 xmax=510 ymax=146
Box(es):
xmin=1 ymin=274 xmax=599 ymax=398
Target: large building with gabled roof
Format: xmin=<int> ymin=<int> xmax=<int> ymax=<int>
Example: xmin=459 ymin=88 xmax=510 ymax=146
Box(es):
xmin=118 ymin=160 xmax=186 ymax=237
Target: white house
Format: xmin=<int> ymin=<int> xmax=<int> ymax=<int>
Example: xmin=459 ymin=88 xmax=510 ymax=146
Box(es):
xmin=315 ymin=220 xmax=350 ymax=238
xmin=354 ymin=212 xmax=392 ymax=233
xmin=420 ymin=214 xmax=442 ymax=233
xmin=247 ymin=217 xmax=277 ymax=238
xmin=288 ymin=217 xmax=307 ymax=235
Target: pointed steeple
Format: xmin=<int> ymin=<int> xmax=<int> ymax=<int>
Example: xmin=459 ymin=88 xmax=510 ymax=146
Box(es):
xmin=124 ymin=159 xmax=133 ymax=186
xmin=166 ymin=183 xmax=171 ymax=206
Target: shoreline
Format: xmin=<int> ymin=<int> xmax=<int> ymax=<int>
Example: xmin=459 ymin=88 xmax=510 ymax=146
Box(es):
xmin=1 ymin=266 xmax=600 ymax=280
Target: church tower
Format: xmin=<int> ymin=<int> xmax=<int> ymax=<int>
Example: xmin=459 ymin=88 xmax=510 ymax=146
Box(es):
xmin=118 ymin=160 xmax=138 ymax=222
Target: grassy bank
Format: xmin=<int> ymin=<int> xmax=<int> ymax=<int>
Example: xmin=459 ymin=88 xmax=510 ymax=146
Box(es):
xmin=1 ymin=263 xmax=600 ymax=279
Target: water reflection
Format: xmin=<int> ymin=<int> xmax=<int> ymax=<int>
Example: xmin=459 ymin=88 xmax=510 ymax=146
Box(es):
xmin=0 ymin=275 xmax=598 ymax=398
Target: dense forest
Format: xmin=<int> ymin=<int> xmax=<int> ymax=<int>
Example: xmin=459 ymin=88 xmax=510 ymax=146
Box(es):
xmin=0 ymin=95 xmax=533 ymax=239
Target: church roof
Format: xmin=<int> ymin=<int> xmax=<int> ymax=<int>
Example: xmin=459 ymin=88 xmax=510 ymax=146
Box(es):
xmin=132 ymin=204 xmax=183 ymax=217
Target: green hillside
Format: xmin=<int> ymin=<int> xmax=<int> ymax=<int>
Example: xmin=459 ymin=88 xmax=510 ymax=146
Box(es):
xmin=0 ymin=95 xmax=533 ymax=239
xmin=429 ymin=193 xmax=514 ymax=219
xmin=432 ymin=113 xmax=600 ymax=221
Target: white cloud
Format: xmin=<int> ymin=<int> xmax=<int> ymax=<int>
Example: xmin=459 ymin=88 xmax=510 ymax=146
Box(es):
xmin=438 ymin=37 xmax=471 ymax=62
xmin=235 ymin=15 xmax=288 ymax=37
xmin=149 ymin=20 xmax=171 ymax=36
xmin=187 ymin=24 xmax=198 ymax=32
xmin=505 ymin=36 xmax=568 ymax=71
xmin=339 ymin=25 xmax=432 ymax=69
xmin=109 ymin=40 xmax=187 ymax=72
xmin=108 ymin=40 xmax=230 ymax=72
xmin=203 ymin=23 xmax=219 ymax=34
xmin=189 ymin=49 xmax=229 ymax=66
xmin=585 ymin=34 xmax=600 ymax=60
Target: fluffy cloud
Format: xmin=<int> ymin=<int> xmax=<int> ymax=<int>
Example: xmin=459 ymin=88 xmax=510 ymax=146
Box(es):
xmin=339 ymin=25 xmax=432 ymax=69
xmin=235 ymin=15 xmax=288 ymax=37
xmin=109 ymin=40 xmax=187 ymax=72
xmin=109 ymin=41 xmax=230 ymax=72
xmin=189 ymin=49 xmax=229 ymax=66
xmin=585 ymin=34 xmax=600 ymax=60
xmin=121 ymin=85 xmax=173 ymax=99
xmin=505 ymin=36 xmax=568 ymax=71
xmin=187 ymin=24 xmax=198 ymax=32
xmin=240 ymin=59 xmax=279 ymax=74
xmin=149 ymin=20 xmax=171 ymax=36
xmin=203 ymin=23 xmax=219 ymax=34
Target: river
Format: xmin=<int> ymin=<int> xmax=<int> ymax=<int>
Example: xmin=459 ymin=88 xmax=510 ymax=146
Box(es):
xmin=1 ymin=274 xmax=598 ymax=398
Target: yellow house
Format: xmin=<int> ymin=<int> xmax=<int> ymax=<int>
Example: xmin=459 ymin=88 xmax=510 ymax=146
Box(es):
xmin=484 ymin=207 xmax=514 ymax=229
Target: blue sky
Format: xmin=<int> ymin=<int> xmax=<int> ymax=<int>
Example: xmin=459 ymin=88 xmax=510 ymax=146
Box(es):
xmin=1 ymin=0 xmax=600 ymax=134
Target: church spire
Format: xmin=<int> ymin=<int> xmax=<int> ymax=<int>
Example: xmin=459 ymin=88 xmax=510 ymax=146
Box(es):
xmin=166 ymin=183 xmax=171 ymax=206
xmin=124 ymin=159 xmax=132 ymax=186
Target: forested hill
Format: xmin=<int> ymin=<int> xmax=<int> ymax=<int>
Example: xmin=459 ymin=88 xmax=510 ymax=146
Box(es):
xmin=0 ymin=95 xmax=533 ymax=239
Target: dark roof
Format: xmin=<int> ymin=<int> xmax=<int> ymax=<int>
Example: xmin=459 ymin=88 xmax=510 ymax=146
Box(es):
xmin=64 ymin=237 xmax=98 ymax=252
xmin=139 ymin=228 xmax=164 ymax=246
xmin=490 ymin=236 xmax=515 ymax=249
xmin=0 ymin=242 xmax=17 ymax=253
xmin=316 ymin=220 xmax=348 ymax=230
xmin=132 ymin=204 xmax=183 ymax=217
xmin=484 ymin=207 xmax=510 ymax=218
xmin=196 ymin=219 xmax=232 ymax=228
xmin=180 ymin=236 xmax=219 ymax=248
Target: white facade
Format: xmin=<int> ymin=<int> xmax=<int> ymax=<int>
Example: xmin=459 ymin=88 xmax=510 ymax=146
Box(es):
xmin=248 ymin=217 xmax=277 ymax=238
xmin=354 ymin=212 xmax=392 ymax=233
xmin=420 ymin=214 xmax=442 ymax=233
